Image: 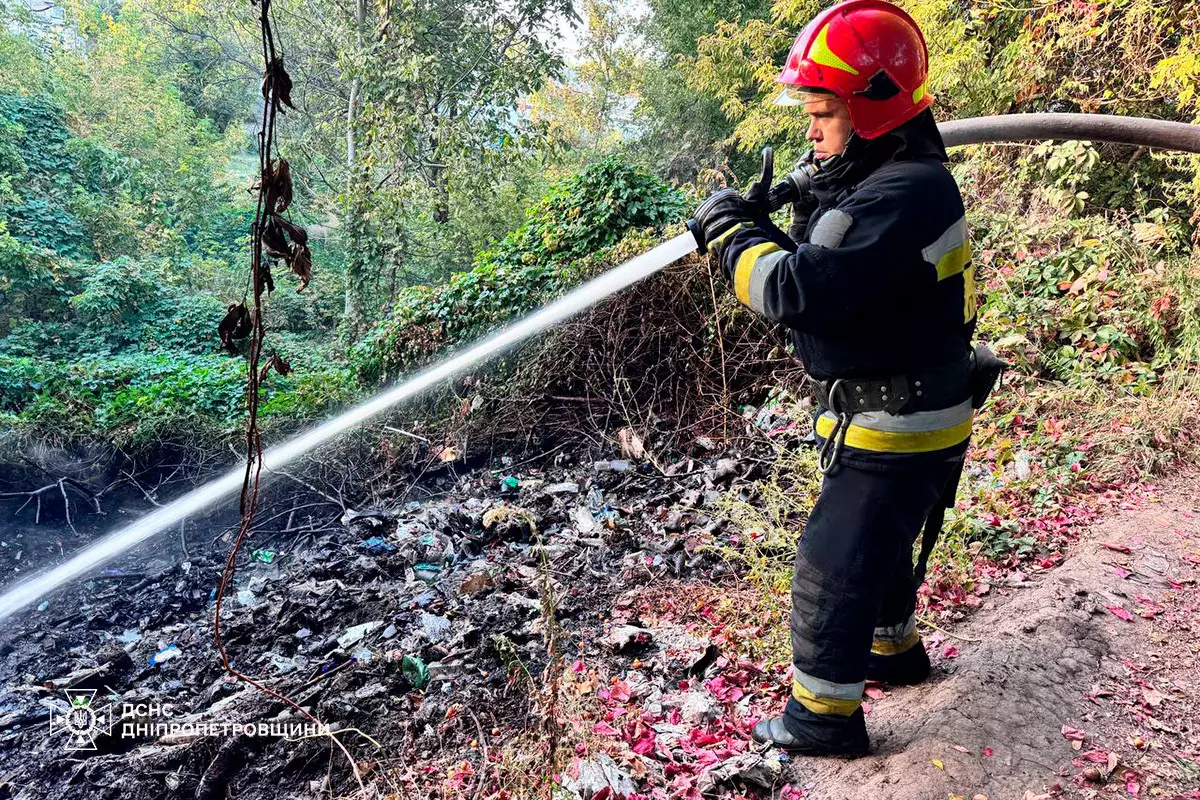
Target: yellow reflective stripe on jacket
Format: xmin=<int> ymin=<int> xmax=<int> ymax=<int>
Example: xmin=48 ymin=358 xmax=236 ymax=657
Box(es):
xmin=963 ymin=264 xmax=978 ymax=323
xmin=922 ymin=216 xmax=971 ymax=281
xmin=733 ymin=241 xmax=783 ymax=308
xmin=816 ymin=411 xmax=973 ymax=454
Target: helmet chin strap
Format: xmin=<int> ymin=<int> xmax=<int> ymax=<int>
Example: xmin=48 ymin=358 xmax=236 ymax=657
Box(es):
xmin=815 ymin=130 xmax=862 ymax=173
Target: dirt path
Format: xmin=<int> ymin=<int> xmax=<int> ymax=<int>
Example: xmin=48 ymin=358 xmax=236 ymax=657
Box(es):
xmin=787 ymin=477 xmax=1200 ymax=800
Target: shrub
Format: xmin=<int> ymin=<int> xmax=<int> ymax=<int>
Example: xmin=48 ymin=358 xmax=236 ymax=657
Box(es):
xmin=354 ymin=157 xmax=686 ymax=383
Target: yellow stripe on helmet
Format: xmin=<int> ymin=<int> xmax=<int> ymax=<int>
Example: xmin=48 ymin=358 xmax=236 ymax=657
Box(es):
xmin=809 ymin=24 xmax=860 ymax=76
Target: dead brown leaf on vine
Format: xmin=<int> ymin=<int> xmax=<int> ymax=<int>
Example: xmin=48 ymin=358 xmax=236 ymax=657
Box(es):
xmin=217 ymin=302 xmax=251 ymax=353
xmin=258 ymin=351 xmax=292 ymax=382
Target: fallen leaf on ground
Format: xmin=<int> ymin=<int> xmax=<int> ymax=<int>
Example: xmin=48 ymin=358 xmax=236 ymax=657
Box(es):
xmin=1101 ymin=542 xmax=1132 ymax=554
xmin=942 ymin=644 xmax=960 ymax=658
xmin=1105 ymin=605 xmax=1136 ymax=622
xmin=983 ymin=747 xmax=993 ymax=757
xmin=593 ymin=722 xmax=619 ymax=736
xmin=931 ymin=759 xmax=944 ymax=770
xmin=953 ymin=744 xmax=970 ymax=754
xmin=1061 ymin=725 xmax=1087 ymax=742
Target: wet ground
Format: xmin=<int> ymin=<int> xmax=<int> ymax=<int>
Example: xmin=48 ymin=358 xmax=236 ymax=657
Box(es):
xmin=0 ymin=439 xmax=1196 ymax=800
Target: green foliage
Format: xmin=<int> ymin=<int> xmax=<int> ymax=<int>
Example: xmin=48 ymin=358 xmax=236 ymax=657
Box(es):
xmin=973 ymin=207 xmax=1198 ymax=391
xmin=354 ymin=158 xmax=686 ymax=382
xmin=0 ymin=350 xmax=356 ymax=446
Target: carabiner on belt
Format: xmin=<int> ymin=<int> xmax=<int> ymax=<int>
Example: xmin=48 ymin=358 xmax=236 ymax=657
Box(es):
xmin=817 ymin=378 xmax=852 ymax=475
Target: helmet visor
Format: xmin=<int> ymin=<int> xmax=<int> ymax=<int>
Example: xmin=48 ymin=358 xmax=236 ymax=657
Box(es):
xmin=773 ymin=87 xmax=842 ymax=110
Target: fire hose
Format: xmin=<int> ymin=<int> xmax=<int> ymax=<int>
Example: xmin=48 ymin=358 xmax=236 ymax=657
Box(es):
xmin=0 ymin=113 xmax=1197 ymax=620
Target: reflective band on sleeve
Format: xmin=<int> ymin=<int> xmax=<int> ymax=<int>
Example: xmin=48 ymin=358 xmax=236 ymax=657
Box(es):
xmin=963 ymin=264 xmax=978 ymax=323
xmin=733 ymin=242 xmax=783 ymax=308
xmin=816 ymin=401 xmax=973 ymax=454
xmin=871 ymin=615 xmax=920 ymax=656
xmin=922 ymin=216 xmax=971 ymax=280
xmin=791 ymin=668 xmax=864 ymax=717
xmin=709 ymin=221 xmax=752 ymax=259
xmin=747 ymin=249 xmax=788 ymax=314
xmin=808 ymin=209 xmax=854 ymax=248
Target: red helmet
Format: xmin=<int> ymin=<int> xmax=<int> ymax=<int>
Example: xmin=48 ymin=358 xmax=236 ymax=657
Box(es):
xmin=775 ymin=0 xmax=933 ymax=139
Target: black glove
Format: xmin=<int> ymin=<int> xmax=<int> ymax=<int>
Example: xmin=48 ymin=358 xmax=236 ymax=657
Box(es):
xmin=687 ymin=188 xmax=753 ymax=255
xmin=688 ymin=147 xmax=779 ymax=254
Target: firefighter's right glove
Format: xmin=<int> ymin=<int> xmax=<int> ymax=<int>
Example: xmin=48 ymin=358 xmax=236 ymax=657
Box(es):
xmin=687 ymin=188 xmax=753 ymax=256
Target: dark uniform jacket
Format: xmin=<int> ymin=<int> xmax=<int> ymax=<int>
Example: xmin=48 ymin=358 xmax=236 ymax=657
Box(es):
xmin=714 ymin=111 xmax=978 ymax=464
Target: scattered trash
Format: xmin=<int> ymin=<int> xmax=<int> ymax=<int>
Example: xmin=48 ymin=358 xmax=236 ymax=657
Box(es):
xmin=337 ymin=621 xmax=383 ymax=650
xmin=400 ymin=654 xmax=429 ymax=689
xmin=571 ymin=505 xmax=598 ymax=533
xmin=270 ymin=654 xmax=301 ymax=675
xmin=236 ymin=589 xmax=258 ymax=607
xmin=420 ymin=612 xmax=451 ymax=644
xmin=149 ymin=644 xmax=181 ymax=667
xmin=459 ymin=568 xmax=494 ymax=597
xmin=413 ymin=563 xmax=442 ymax=582
xmin=594 ymin=459 xmax=631 ymax=473
xmin=586 ymin=486 xmax=605 ymax=511
xmin=36 ymin=601 xmax=49 ymax=613
xmin=562 ymin=754 xmax=635 ymax=800
xmin=362 ymin=536 xmax=395 ymax=554
xmin=545 ymin=481 xmax=580 ymax=495
xmin=117 ymin=628 xmax=141 ymax=644
xmin=251 ymin=549 xmax=276 ymax=564
xmin=500 ymin=476 xmax=520 ymax=494
xmin=481 ymin=506 xmax=535 ymax=539
xmin=706 ymin=457 xmax=740 ymax=483
xmin=1014 ymin=450 xmax=1033 ymax=480
xmin=697 ymin=750 xmax=781 ymax=793
xmin=606 ymin=625 xmax=654 ymax=652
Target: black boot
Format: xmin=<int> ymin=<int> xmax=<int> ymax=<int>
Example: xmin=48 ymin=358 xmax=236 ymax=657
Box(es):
xmin=866 ymin=641 xmax=931 ymax=686
xmin=752 ymin=702 xmax=869 ymax=756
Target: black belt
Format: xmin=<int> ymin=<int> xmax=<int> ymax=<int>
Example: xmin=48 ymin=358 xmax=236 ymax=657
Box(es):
xmin=807 ymin=355 xmax=972 ymax=416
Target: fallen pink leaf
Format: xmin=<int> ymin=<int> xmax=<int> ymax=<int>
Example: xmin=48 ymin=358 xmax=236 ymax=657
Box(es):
xmin=1113 ymin=567 xmax=1131 ymax=580
xmin=864 ymin=687 xmax=886 ymax=701
xmin=1105 ymin=605 xmax=1136 ymax=622
xmin=942 ymin=644 xmax=960 ymax=658
xmin=984 ymin=747 xmax=993 ymax=757
xmin=1101 ymin=542 xmax=1132 ymax=554
xmin=593 ymin=722 xmax=619 ymax=736
xmin=1061 ymin=725 xmax=1087 ymax=742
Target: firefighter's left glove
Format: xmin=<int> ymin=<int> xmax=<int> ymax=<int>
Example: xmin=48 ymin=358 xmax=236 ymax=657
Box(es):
xmin=687 ymin=188 xmax=753 ymax=256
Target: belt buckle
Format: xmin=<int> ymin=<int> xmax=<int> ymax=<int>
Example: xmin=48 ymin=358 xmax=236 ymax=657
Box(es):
xmin=883 ymin=375 xmax=910 ymax=415
xmin=826 ymin=378 xmax=850 ymax=415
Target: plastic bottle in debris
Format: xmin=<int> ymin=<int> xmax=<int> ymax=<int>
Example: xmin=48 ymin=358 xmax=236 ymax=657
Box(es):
xmin=594 ymin=460 xmax=631 ymax=473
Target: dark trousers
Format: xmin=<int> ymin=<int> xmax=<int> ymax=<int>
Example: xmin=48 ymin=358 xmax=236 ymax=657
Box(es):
xmin=786 ymin=452 xmax=964 ymax=722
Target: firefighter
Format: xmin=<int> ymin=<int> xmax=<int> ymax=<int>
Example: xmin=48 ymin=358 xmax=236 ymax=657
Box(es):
xmin=689 ymin=0 xmax=1003 ymax=755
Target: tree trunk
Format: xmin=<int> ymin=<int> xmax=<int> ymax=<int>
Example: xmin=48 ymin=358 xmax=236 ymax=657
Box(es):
xmin=342 ymin=0 xmax=368 ymax=335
